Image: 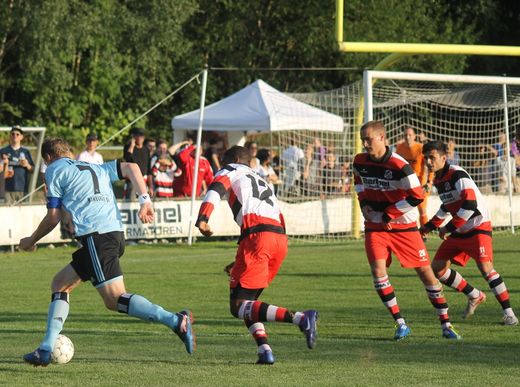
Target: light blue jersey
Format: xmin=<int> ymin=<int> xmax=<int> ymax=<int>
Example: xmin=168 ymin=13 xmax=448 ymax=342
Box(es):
xmin=45 ymin=158 xmax=123 ymax=236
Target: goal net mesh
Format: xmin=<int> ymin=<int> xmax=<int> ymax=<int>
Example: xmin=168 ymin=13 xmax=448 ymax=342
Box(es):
xmin=261 ymin=75 xmax=520 ymax=241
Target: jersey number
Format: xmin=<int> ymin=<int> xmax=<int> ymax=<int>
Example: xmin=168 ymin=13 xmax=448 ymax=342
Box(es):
xmin=246 ymin=174 xmax=274 ymax=206
xmin=76 ymin=165 xmax=100 ymax=194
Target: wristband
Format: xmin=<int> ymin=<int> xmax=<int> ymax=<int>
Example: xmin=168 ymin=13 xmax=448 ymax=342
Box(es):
xmin=138 ymin=194 xmax=151 ymax=205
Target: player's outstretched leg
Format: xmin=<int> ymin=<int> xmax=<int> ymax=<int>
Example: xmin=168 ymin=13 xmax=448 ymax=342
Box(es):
xmin=23 ymin=292 xmax=70 ymax=367
xmin=437 ymin=268 xmax=485 ymax=319
xmin=236 ymin=300 xmax=319 ymax=349
xmin=373 ymin=275 xmax=410 ymax=340
xmin=117 ymin=293 xmax=195 ymax=353
xmin=484 ymin=269 xmax=518 ymax=326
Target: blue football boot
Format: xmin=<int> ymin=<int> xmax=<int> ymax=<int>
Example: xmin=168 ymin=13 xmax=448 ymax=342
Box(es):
xmin=256 ymin=350 xmax=275 ymax=365
xmin=442 ymin=325 xmax=462 ymax=340
xmin=174 ymin=310 xmax=196 ymax=354
xmin=23 ymin=348 xmax=52 ymax=367
xmin=299 ymin=310 xmax=318 ymax=349
xmin=394 ymin=323 xmax=411 ymax=341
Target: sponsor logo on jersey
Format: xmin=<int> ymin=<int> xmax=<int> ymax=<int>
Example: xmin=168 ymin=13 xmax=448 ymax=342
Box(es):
xmin=384 ymin=170 xmax=393 ymax=179
xmin=362 ymin=177 xmax=390 ymax=189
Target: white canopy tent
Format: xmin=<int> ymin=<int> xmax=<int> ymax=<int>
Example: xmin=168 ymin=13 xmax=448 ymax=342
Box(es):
xmin=171 ymin=76 xmax=344 ymax=245
xmin=171 ymin=79 xmax=344 ymax=133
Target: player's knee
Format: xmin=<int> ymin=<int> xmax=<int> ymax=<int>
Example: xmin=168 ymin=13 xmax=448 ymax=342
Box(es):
xmin=103 ymin=297 xmax=119 ymax=311
xmin=229 ymin=300 xmax=241 ymax=318
xmin=229 ymin=304 xmax=239 ymax=318
xmin=51 ymin=276 xmax=69 ymax=293
xmin=431 ymin=262 xmax=445 ymax=278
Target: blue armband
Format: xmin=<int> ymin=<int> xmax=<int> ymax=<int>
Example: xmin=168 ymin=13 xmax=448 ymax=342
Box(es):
xmin=47 ymin=197 xmax=62 ymax=209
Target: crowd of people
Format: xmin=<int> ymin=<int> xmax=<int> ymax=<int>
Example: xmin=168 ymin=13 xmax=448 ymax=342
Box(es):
xmin=2 ymin=124 xmax=520 ymax=205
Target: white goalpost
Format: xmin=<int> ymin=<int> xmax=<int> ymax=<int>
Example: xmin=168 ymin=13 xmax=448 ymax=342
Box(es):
xmin=363 ymin=70 xmax=520 ymax=234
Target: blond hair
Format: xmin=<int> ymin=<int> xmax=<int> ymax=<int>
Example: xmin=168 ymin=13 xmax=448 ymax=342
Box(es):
xmin=360 ymin=120 xmax=386 ymax=135
xmin=41 ymin=138 xmax=71 ymax=160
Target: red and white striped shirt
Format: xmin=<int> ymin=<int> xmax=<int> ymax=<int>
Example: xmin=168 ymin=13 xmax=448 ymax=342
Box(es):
xmin=426 ymin=163 xmax=491 ymax=235
xmin=151 ymin=162 xmax=181 ymax=198
xmin=196 ymin=163 xmax=285 ymax=239
xmin=353 ymin=148 xmax=424 ymax=231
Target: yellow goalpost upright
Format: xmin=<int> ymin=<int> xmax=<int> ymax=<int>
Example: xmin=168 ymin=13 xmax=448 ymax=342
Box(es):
xmin=335 ymin=0 xmax=520 ymax=238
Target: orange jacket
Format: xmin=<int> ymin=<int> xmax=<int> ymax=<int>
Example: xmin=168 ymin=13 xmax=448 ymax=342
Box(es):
xmin=395 ymin=142 xmax=433 ymax=185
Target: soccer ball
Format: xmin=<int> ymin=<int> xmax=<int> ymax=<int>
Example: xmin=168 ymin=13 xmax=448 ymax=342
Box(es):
xmin=51 ymin=334 xmax=74 ymax=364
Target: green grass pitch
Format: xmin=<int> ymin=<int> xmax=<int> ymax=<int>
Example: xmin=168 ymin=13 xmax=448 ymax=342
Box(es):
xmin=1 ymin=234 xmax=520 ymax=386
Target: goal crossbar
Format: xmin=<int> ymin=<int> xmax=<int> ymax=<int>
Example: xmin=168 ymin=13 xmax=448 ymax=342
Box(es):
xmin=365 ymin=71 xmax=520 ymax=86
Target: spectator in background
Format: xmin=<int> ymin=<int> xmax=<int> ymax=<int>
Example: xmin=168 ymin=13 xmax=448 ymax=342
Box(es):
xmin=470 ymin=144 xmax=496 ymax=194
xmin=417 ymin=131 xmax=428 ymax=144
xmin=497 ymin=149 xmax=517 ymax=193
xmin=271 ymin=149 xmax=281 ymax=178
xmin=313 ymin=138 xmax=327 ymax=167
xmin=1 ymin=126 xmax=34 ymax=203
xmin=204 ymin=138 xmax=221 ymax=174
xmin=491 ymin=132 xmax=506 ymax=192
xmin=341 ymin=159 xmax=351 ymax=194
xmin=257 ymin=148 xmax=279 ymax=192
xmin=245 ymin=141 xmax=261 ymax=174
xmin=77 ymin=132 xmax=103 ymax=164
xmin=281 ymin=142 xmax=304 ymax=196
xmin=510 ymin=127 xmax=520 ymax=192
xmin=150 ymin=139 xmax=169 ymax=170
xmin=307 ymin=138 xmax=327 ymax=191
xmin=0 ymin=153 xmax=13 ymax=203
xmin=151 ymin=155 xmax=181 ymax=198
xmin=173 ymin=142 xmax=213 ymax=198
xmin=123 ymin=128 xmax=151 ymax=200
xmin=446 ymin=138 xmax=460 ymax=166
xmin=145 ymin=138 xmax=156 ymax=158
xmin=395 ymin=127 xmax=433 ymax=227
xmin=511 ymin=127 xmax=520 ymax=170
xmin=301 ymin=143 xmax=318 ymax=196
xmin=320 ymin=150 xmax=343 ymax=197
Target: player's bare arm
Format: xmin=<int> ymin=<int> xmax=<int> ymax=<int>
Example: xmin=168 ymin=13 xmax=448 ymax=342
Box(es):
xmin=120 ymin=162 xmax=154 ymax=223
xmin=19 ymin=208 xmax=62 ymax=251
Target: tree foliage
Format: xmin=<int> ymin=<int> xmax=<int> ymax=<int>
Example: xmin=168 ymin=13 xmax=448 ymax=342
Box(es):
xmin=0 ymin=0 xmax=197 ymax=145
xmin=0 ymin=0 xmax=518 ymax=146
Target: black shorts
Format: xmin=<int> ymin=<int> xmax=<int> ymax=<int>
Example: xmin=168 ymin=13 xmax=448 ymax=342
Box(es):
xmin=71 ymin=231 xmax=125 ymax=288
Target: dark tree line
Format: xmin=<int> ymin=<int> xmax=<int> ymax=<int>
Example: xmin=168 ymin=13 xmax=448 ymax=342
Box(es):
xmin=1 ymin=0 xmax=518 ymax=146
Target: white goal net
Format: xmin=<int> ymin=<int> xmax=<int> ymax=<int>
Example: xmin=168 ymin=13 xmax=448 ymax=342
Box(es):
xmin=267 ymin=71 xmax=520 ymax=241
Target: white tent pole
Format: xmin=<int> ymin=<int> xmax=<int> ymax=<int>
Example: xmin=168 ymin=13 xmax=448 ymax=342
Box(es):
xmin=188 ymin=68 xmax=209 ymax=245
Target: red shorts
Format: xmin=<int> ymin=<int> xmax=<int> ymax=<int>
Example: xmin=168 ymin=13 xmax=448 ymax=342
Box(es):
xmin=434 ymin=233 xmax=493 ymax=266
xmin=365 ymin=230 xmax=430 ymax=268
xmin=230 ymin=232 xmax=288 ymax=289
